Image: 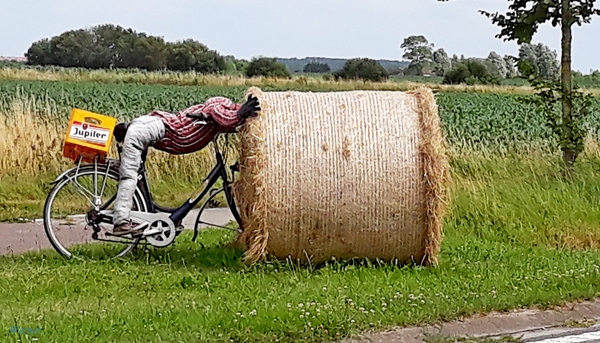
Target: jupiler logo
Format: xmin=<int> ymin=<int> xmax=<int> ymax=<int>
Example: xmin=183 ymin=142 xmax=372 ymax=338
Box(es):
xmin=70 ymin=121 xmax=109 ymax=146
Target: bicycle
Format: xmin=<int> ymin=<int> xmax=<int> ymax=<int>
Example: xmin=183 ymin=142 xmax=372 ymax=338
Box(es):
xmin=43 ymin=113 xmax=244 ymax=259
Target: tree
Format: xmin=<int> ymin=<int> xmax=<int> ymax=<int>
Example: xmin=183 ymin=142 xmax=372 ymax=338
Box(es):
xmin=433 ymin=48 xmax=452 ymax=76
xmin=165 ymin=39 xmax=226 ymax=73
xmin=481 ymin=0 xmax=600 ymax=171
xmin=443 ymin=59 xmax=500 ymax=85
xmin=303 ymin=61 xmax=331 ymax=73
xmin=333 ymin=58 xmax=389 ymax=82
xmin=400 ymin=35 xmax=434 ymax=76
xmin=504 ymin=55 xmax=519 ymax=78
xmin=245 ymin=57 xmax=291 ymax=78
xmin=518 ymin=43 xmax=560 ymax=79
xmin=486 ymin=51 xmax=509 ymax=78
xmin=23 ymin=24 xmax=227 ymax=73
xmin=25 ymin=38 xmax=54 ymax=66
xmin=439 ymin=0 xmax=600 ymax=172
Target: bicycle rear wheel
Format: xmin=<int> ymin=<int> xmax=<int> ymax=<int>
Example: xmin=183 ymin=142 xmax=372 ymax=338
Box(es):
xmin=43 ymin=164 xmax=147 ymax=259
xmin=192 ymin=179 xmax=243 ymax=244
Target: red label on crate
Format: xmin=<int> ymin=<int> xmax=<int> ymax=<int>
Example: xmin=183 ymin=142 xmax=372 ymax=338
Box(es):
xmin=69 ymin=121 xmax=109 ymax=147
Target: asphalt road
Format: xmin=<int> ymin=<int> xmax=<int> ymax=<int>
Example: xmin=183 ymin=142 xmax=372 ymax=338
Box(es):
xmin=0 ymin=208 xmax=234 ymax=256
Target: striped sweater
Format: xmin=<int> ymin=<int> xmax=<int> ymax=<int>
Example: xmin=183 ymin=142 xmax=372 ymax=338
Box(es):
xmin=149 ymin=97 xmax=243 ymax=155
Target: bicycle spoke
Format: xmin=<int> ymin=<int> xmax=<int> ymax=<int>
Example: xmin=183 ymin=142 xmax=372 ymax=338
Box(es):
xmin=44 ymin=166 xmax=144 ymax=259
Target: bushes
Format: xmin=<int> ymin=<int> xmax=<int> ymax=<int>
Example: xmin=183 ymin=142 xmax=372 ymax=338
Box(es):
xmin=165 ymin=39 xmax=226 ymax=74
xmin=443 ymin=60 xmax=501 ymax=85
xmin=334 ymin=58 xmax=389 ymax=82
xmin=303 ymin=62 xmax=331 ymax=73
xmin=245 ymin=57 xmax=291 ymax=78
xmin=25 ymin=24 xmax=227 ymax=73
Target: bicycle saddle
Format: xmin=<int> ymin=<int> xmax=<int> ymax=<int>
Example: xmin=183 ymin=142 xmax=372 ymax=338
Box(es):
xmin=114 ymin=122 xmax=129 ymax=143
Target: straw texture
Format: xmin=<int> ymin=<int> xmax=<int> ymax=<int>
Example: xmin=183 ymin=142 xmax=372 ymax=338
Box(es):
xmin=234 ymin=87 xmax=449 ymax=266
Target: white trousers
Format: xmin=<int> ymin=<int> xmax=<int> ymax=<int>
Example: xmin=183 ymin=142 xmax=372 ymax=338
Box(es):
xmin=113 ymin=115 xmax=165 ymax=226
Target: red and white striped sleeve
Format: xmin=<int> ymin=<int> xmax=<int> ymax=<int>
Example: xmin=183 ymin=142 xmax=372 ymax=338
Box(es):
xmin=200 ymin=97 xmax=243 ymax=128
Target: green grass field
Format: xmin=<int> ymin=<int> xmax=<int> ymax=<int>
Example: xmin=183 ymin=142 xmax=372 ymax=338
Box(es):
xmin=2 ymin=75 xmax=600 ymax=342
xmin=4 ymin=155 xmax=600 ymax=342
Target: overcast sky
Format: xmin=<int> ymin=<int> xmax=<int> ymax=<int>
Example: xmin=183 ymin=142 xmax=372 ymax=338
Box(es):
xmin=1 ymin=0 xmax=599 ymax=72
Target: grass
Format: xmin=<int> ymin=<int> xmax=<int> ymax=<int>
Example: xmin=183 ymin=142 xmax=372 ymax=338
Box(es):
xmin=6 ymin=65 xmax=600 ymax=96
xmin=3 ymin=75 xmax=600 ymax=341
xmin=4 ymin=155 xmax=600 ymax=342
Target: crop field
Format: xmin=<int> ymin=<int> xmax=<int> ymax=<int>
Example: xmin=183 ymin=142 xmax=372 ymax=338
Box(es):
xmin=1 ymin=79 xmax=600 ymax=222
xmin=2 ymin=79 xmax=600 ymax=148
xmin=3 ymin=78 xmax=600 ymax=342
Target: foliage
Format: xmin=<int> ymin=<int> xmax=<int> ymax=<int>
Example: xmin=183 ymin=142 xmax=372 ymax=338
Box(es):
xmin=478 ymin=0 xmax=600 ymax=170
xmin=517 ymin=43 xmax=560 ymax=80
xmin=479 ymin=1 xmax=600 ymax=45
xmin=24 ymin=24 xmax=226 ymax=73
xmin=433 ymin=48 xmax=452 ymax=76
xmin=333 ymin=58 xmax=389 ymax=82
xmin=400 ymin=35 xmax=435 ymax=76
xmin=443 ymin=60 xmax=502 ymax=85
xmin=303 ymin=61 xmax=331 ymax=73
xmin=486 ymin=51 xmax=509 ymax=78
xmin=522 ymin=70 xmax=595 ymax=171
xmin=165 ymin=39 xmax=226 ymax=74
xmin=245 ymin=57 xmax=291 ymax=78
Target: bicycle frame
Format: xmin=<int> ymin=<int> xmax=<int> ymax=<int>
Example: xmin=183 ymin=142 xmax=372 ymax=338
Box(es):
xmin=124 ymin=133 xmax=241 ymax=230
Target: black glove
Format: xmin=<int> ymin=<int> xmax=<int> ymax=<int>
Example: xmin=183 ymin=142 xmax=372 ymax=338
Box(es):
xmin=237 ymin=95 xmax=261 ymax=120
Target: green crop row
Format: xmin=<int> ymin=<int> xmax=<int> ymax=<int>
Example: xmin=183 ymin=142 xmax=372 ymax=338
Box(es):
xmin=1 ymin=80 xmax=599 ymax=151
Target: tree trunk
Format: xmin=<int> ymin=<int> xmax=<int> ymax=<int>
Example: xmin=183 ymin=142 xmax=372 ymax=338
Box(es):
xmin=561 ymin=0 xmax=576 ymax=172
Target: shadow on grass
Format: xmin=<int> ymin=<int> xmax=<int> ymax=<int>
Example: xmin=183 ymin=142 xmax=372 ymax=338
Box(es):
xmin=2 ymin=228 xmax=427 ymax=274
xmin=127 ymin=241 xmax=245 ymax=270
xmin=0 ymin=229 xmax=245 ymax=271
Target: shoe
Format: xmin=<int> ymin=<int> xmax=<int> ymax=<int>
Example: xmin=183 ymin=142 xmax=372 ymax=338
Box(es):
xmin=111 ymin=221 xmax=145 ymax=237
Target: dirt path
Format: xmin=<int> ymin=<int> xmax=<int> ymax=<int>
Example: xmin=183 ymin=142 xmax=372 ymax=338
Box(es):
xmin=0 ymin=208 xmax=233 ymax=256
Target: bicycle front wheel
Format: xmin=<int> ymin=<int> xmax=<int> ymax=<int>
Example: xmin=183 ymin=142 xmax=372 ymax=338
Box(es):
xmin=43 ymin=164 xmax=147 ymax=259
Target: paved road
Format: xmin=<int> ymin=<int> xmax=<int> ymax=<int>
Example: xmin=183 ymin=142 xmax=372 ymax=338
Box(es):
xmin=0 ymin=208 xmax=234 ymax=256
xmin=342 ymin=299 xmax=600 ymax=343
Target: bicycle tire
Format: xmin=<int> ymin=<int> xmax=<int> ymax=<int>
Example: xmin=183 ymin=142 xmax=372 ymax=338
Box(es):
xmin=43 ymin=164 xmax=148 ymax=259
xmin=192 ymin=179 xmax=243 ymax=241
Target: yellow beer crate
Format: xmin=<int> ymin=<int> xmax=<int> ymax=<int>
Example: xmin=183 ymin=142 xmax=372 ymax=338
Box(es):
xmin=63 ymin=108 xmax=117 ymax=163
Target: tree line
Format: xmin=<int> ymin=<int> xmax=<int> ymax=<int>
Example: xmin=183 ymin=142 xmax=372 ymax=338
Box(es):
xmin=21 ymin=23 xmax=596 ymax=87
xmin=399 ymin=34 xmax=562 ymax=85
xmin=25 ymin=24 xmax=237 ymax=73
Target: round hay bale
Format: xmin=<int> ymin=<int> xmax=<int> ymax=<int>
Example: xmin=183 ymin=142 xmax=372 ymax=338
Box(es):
xmin=233 ymin=86 xmax=450 ymax=266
